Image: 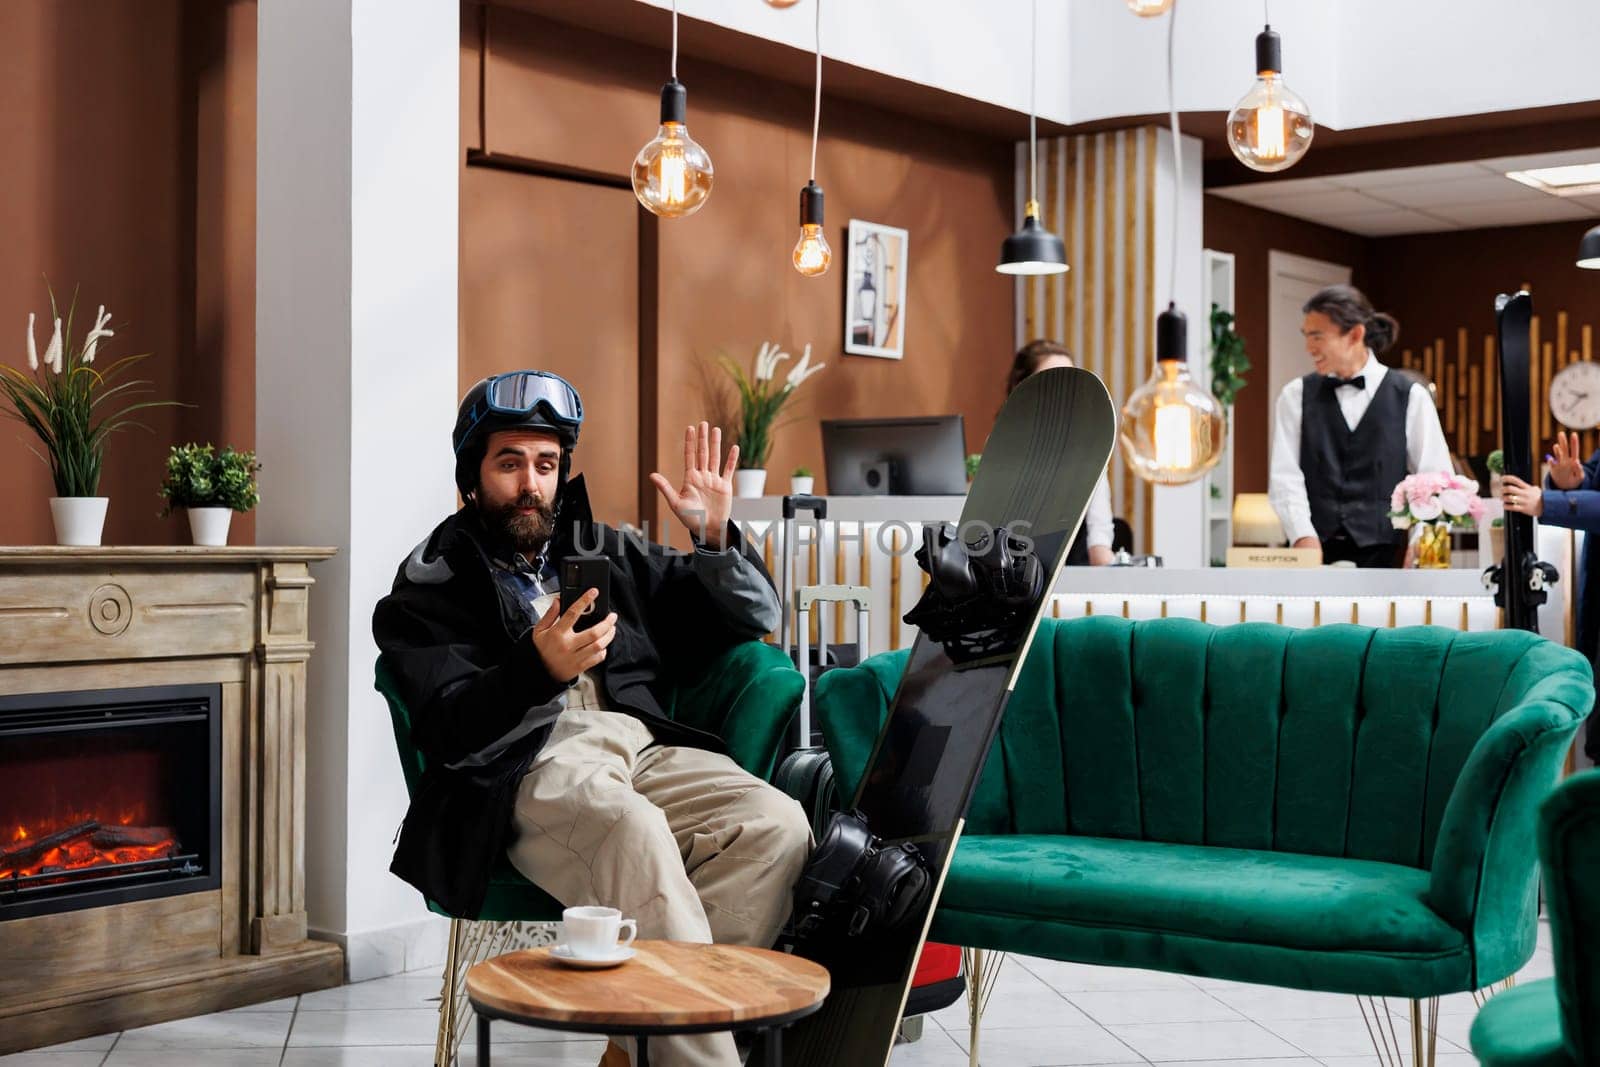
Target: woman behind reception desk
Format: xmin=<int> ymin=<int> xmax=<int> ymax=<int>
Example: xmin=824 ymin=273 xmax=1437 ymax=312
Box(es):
xmin=1007 ymin=340 xmax=1115 ymax=565
xmin=1268 ymin=285 xmax=1452 ymax=568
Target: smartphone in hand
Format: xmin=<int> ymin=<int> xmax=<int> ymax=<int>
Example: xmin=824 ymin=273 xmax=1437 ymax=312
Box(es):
xmin=559 ymin=557 xmax=611 ymax=632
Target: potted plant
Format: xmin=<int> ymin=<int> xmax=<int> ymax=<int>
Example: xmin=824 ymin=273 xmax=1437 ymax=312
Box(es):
xmin=790 ymin=466 xmax=814 ymax=495
xmin=1208 ymin=305 xmax=1251 ymax=408
xmin=159 ymin=444 xmax=261 ymax=546
xmin=1486 ymin=449 xmax=1506 ymax=563
xmin=718 ymin=340 xmax=826 ymax=498
xmin=0 ymin=293 xmax=176 ymax=545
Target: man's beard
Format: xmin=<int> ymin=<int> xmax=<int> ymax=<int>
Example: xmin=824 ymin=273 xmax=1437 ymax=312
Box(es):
xmin=483 ymin=491 xmax=556 ymax=555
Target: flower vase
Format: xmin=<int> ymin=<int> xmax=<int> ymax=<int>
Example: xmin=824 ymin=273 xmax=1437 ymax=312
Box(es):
xmin=789 ymin=476 xmax=814 ymax=496
xmin=49 ymin=497 xmax=109 ymax=546
xmin=188 ymin=507 xmax=234 ymax=546
xmin=734 ymin=469 xmax=768 ymax=498
xmin=1415 ymin=520 xmax=1452 ymax=569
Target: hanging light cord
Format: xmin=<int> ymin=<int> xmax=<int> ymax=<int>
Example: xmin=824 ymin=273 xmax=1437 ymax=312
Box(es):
xmin=1028 ymin=0 xmax=1038 ymax=205
xmin=671 ymin=0 xmax=679 ymax=79
xmin=1264 ymin=0 xmax=1270 ymax=23
xmin=810 ymin=0 xmax=822 ymax=181
xmin=1167 ymin=0 xmax=1180 ymax=303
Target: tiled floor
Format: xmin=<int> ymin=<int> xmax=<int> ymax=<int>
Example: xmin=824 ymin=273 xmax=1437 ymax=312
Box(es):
xmin=2 ymin=924 xmax=1552 ymax=1066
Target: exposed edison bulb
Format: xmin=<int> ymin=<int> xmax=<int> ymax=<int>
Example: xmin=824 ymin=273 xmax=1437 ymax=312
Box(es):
xmin=793 ymin=223 xmax=833 ymax=276
xmin=792 ymin=182 xmax=832 ymax=277
xmin=1226 ymin=74 xmax=1313 ymax=172
xmin=1125 ymin=0 xmax=1172 ymax=15
xmin=633 ymin=81 xmax=714 ymax=218
xmin=1226 ymin=29 xmax=1313 ymax=173
xmin=1118 ymin=307 xmax=1226 ymax=485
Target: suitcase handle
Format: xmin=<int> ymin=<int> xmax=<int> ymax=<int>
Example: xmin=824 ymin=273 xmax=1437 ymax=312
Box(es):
xmin=782 ymin=494 xmax=828 ymax=520
xmin=797 ymin=584 xmax=871 ymax=748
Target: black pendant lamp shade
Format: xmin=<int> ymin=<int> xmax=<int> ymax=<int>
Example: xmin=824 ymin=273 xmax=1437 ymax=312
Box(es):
xmin=997 ymin=200 xmax=1069 ymax=276
xmin=1155 ymin=302 xmax=1187 ymax=360
xmin=1579 ymin=223 xmax=1600 ymax=270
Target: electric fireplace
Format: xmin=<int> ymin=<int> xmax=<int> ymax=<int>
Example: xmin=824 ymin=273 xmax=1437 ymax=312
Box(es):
xmin=0 ymin=546 xmax=342 ymax=1055
xmin=0 ymin=684 xmax=221 ymax=921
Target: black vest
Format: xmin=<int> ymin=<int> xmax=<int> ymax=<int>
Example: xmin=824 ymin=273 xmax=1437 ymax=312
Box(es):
xmin=1299 ymin=370 xmax=1410 ymax=548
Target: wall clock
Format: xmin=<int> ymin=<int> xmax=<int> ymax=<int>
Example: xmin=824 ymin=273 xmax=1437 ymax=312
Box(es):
xmin=1549 ymin=361 xmax=1600 ymax=429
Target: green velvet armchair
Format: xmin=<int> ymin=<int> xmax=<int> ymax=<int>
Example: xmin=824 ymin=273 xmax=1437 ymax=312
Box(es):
xmin=814 ymin=617 xmax=1594 ymax=1067
xmin=1470 ymin=768 xmax=1600 ymax=1067
xmin=377 ymin=639 xmax=804 ymax=1067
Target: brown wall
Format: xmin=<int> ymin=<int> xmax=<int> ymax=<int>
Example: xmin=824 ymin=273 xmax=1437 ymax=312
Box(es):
xmin=0 ymin=0 xmax=255 ymax=547
xmin=1202 ymin=194 xmax=1373 ymax=493
xmin=1368 ymin=220 xmax=1599 ymax=378
xmin=463 ymin=6 xmax=1015 ymax=524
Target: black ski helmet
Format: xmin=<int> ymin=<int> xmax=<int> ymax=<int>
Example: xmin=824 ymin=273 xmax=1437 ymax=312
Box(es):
xmin=452 ymin=371 xmax=584 ymax=498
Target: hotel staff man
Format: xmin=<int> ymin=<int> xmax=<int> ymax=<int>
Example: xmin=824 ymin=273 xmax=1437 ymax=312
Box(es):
xmin=1269 ymin=285 xmax=1453 ymax=567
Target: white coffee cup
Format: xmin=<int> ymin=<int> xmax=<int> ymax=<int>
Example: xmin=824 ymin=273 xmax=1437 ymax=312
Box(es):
xmin=560 ymin=905 xmax=637 ymax=959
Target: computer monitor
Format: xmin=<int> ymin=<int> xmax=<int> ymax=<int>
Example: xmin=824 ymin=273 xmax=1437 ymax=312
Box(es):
xmin=821 ymin=415 xmax=968 ymax=496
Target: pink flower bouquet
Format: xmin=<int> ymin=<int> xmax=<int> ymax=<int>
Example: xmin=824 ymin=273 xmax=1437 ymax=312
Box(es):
xmin=1388 ymin=471 xmax=1499 ymax=529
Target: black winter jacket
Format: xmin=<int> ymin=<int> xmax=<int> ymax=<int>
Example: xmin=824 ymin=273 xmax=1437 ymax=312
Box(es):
xmin=373 ymin=476 xmax=780 ymax=917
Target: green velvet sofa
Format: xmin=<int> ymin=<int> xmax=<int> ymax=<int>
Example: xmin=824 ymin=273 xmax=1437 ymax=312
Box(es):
xmin=1470 ymin=768 xmax=1600 ymax=1067
xmin=377 ymin=639 xmax=804 ymax=1065
xmin=814 ymin=617 xmax=1593 ymax=1061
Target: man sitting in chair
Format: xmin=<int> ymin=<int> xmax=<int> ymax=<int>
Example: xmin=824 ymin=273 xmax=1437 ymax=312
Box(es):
xmin=374 ymin=370 xmax=812 ymax=1067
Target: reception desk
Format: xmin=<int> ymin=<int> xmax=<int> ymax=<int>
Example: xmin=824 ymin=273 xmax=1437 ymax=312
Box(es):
xmin=730 ymin=496 xmax=1578 ymax=654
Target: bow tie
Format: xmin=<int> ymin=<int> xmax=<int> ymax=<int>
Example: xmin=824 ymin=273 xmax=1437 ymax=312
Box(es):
xmin=1328 ymin=374 xmax=1366 ymax=391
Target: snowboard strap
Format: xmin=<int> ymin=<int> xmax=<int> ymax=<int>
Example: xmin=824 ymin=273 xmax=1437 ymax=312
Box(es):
xmin=791 ymin=809 xmax=931 ymax=944
xmin=903 ymin=521 xmax=1045 ymax=658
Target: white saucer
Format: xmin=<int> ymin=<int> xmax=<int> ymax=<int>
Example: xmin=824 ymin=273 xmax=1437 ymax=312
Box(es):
xmin=550 ymin=944 xmax=635 ymax=969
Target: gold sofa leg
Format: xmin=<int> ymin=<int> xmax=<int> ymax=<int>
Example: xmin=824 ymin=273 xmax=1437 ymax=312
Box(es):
xmin=434 ymin=919 xmax=561 ymax=1066
xmin=962 ymin=948 xmax=1007 ymax=1067
xmin=1355 ymin=996 xmax=1437 ymax=1067
xmin=436 ymin=918 xmax=463 ymax=1067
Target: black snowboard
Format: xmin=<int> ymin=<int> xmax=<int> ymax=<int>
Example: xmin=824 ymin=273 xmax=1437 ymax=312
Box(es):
xmin=758 ymin=365 xmax=1117 ymax=1067
xmin=1490 ymin=290 xmax=1556 ymax=632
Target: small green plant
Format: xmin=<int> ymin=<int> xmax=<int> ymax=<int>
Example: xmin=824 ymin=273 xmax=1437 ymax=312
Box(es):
xmin=1209 ymin=304 xmax=1251 ymax=408
xmin=965 ymin=453 xmax=982 ymax=480
xmin=1209 ymin=483 xmax=1222 ymax=500
xmin=159 ymin=444 xmax=261 ymax=515
xmin=792 ymin=465 xmax=812 ymax=478
xmin=1486 ymin=449 xmax=1505 ymax=475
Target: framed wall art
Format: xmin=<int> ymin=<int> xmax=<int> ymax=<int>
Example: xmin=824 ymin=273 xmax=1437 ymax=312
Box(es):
xmin=844 ymin=219 xmax=908 ymax=359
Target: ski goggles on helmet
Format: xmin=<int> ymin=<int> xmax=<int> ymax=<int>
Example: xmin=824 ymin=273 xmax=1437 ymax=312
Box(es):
xmin=454 ymin=370 xmax=584 ymax=454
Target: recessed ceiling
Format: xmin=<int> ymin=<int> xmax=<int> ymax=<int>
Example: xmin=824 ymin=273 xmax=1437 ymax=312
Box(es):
xmin=1210 ymin=147 xmax=1600 ymax=236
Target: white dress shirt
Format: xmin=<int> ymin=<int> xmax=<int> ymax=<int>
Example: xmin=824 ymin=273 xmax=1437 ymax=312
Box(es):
xmin=1085 ymin=472 xmax=1113 ymax=550
xmin=1268 ymin=351 xmax=1453 ymax=544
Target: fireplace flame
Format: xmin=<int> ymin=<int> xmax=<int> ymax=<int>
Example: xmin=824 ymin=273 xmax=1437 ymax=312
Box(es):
xmin=0 ymin=814 xmax=180 ymax=882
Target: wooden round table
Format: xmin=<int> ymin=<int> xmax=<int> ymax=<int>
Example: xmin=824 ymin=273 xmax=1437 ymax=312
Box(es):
xmin=465 ymin=940 xmax=830 ymax=1067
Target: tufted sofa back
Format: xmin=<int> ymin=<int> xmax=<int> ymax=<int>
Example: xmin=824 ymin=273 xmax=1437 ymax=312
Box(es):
xmin=824 ymin=616 xmax=1592 ymax=871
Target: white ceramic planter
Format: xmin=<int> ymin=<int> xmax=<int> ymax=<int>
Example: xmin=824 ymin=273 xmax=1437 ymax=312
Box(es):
xmin=49 ymin=497 xmax=109 ymax=547
xmin=789 ymin=476 xmax=814 ymax=496
xmin=188 ymin=507 xmax=234 ymax=547
xmin=733 ymin=469 xmax=768 ymax=498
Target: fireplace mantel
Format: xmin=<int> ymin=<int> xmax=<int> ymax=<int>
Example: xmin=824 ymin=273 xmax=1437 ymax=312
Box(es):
xmin=0 ymin=545 xmax=343 ymax=1053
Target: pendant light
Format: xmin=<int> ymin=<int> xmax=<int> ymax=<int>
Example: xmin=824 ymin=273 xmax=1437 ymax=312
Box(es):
xmin=1120 ymin=0 xmax=1226 ymax=486
xmin=1126 ymin=0 xmax=1173 ymax=15
xmin=1225 ymin=4 xmax=1313 ymax=173
xmin=1578 ymin=223 xmax=1600 ymax=269
xmin=632 ymin=0 xmax=714 ymax=218
xmin=996 ymin=0 xmax=1068 ymax=276
xmin=792 ymin=0 xmax=832 ymax=276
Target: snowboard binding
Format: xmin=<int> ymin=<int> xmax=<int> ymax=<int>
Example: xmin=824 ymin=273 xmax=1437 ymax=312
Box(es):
xmin=1481 ymin=552 xmax=1559 ymax=608
xmin=903 ymin=521 xmax=1045 ymax=661
xmin=790 ymin=809 xmax=931 ymax=946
